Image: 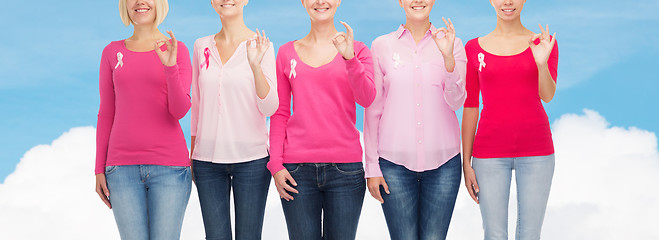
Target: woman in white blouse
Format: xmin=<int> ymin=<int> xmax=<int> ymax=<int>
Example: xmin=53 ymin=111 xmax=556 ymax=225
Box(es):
xmin=189 ymin=0 xmax=278 ymax=239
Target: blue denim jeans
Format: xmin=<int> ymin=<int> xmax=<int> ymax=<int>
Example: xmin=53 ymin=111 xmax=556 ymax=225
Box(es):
xmin=472 ymin=154 xmax=555 ymax=240
xmin=379 ymin=154 xmax=462 ymax=240
xmin=192 ymin=157 xmax=271 ymax=240
xmin=105 ymin=165 xmax=192 ymax=240
xmin=280 ymin=162 xmax=366 ymax=240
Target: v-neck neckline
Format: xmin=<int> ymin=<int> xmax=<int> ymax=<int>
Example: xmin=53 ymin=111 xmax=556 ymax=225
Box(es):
xmin=212 ymin=37 xmax=247 ymax=67
xmin=292 ymin=40 xmax=341 ymax=69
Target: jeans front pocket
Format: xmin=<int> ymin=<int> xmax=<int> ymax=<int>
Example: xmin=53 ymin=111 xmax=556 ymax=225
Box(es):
xmin=333 ymin=162 xmax=365 ymax=175
xmin=104 ymin=165 xmax=118 ymax=176
xmin=283 ymin=163 xmax=302 ymax=174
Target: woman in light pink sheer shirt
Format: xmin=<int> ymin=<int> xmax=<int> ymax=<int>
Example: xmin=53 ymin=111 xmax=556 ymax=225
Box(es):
xmin=363 ymin=0 xmax=466 ymax=238
xmin=189 ymin=0 xmax=278 ymax=239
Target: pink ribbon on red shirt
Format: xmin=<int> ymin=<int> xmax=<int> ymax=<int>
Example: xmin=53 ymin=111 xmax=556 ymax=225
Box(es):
xmin=478 ymin=53 xmax=486 ymax=72
xmin=203 ymin=48 xmax=210 ymax=70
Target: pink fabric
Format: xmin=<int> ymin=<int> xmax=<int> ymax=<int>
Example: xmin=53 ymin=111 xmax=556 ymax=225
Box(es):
xmin=464 ymin=37 xmax=558 ymax=158
xmin=190 ymin=35 xmax=278 ymax=163
xmin=364 ymin=25 xmax=467 ymax=177
xmin=267 ymin=41 xmax=376 ymax=175
xmin=95 ymin=40 xmax=192 ymax=174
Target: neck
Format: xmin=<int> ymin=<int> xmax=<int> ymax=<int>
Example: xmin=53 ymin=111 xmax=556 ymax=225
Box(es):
xmin=306 ymin=19 xmax=338 ymax=43
xmin=218 ymin=15 xmax=251 ymax=41
xmin=131 ymin=23 xmax=162 ymax=40
xmin=404 ymin=18 xmax=431 ymax=42
xmin=493 ymin=17 xmax=526 ymax=36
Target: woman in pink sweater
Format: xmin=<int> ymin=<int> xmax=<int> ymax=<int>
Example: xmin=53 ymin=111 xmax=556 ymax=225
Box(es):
xmin=189 ymin=0 xmax=278 ymax=239
xmin=94 ymin=0 xmax=192 ymax=239
xmin=268 ymin=0 xmax=376 ymax=239
xmin=462 ymin=0 xmax=559 ymax=239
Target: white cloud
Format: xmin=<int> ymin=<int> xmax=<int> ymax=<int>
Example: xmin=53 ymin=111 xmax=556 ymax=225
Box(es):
xmin=448 ymin=109 xmax=659 ymax=239
xmin=1 ymin=109 xmax=658 ymax=239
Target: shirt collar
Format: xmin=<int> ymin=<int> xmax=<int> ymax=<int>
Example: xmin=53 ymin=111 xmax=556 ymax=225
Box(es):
xmin=395 ymin=24 xmax=438 ymax=40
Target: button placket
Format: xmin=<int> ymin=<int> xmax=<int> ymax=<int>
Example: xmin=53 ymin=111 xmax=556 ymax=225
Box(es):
xmin=412 ymin=44 xmax=425 ymax=164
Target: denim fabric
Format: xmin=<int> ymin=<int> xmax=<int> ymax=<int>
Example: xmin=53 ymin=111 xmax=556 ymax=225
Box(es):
xmin=105 ymin=164 xmax=192 ymax=240
xmin=280 ymin=162 xmax=366 ymax=240
xmin=472 ymin=154 xmax=555 ymax=240
xmin=378 ymin=154 xmax=462 ymax=240
xmin=192 ymin=157 xmax=271 ymax=240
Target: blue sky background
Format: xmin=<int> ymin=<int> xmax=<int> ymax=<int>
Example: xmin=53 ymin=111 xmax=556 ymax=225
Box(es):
xmin=0 ymin=0 xmax=657 ymax=182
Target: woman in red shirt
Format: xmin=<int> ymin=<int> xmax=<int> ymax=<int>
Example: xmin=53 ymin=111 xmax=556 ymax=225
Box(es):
xmin=461 ymin=0 xmax=558 ymax=239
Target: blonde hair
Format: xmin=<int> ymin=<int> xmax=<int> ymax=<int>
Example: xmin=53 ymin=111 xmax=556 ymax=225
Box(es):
xmin=118 ymin=0 xmax=169 ymax=26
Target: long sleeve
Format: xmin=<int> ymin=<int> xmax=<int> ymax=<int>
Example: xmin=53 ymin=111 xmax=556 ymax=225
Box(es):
xmin=190 ymin=40 xmax=200 ymax=137
xmin=256 ymin=43 xmax=279 ymax=117
xmin=346 ymin=42 xmax=376 ymax=108
xmin=267 ymin=49 xmax=291 ymax=175
xmin=443 ymin=38 xmax=467 ymax=111
xmin=363 ymin=40 xmax=385 ymax=178
xmin=95 ymin=46 xmax=115 ymax=174
xmin=164 ymin=41 xmax=192 ymax=120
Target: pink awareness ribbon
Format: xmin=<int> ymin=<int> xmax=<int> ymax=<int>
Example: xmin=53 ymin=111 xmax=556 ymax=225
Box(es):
xmin=203 ymin=48 xmax=210 ymax=69
xmin=478 ymin=53 xmax=486 ymax=72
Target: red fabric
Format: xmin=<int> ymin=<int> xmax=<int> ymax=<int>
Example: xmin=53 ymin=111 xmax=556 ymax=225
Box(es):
xmin=464 ymin=38 xmax=558 ymax=158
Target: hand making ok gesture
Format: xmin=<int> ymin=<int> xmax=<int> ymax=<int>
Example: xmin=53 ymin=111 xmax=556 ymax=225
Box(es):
xmin=247 ymin=28 xmax=271 ymax=69
xmin=332 ymin=21 xmax=356 ymax=60
xmin=432 ymin=17 xmax=456 ymax=58
xmin=154 ymin=30 xmax=178 ymax=67
xmin=529 ymin=24 xmax=557 ymax=67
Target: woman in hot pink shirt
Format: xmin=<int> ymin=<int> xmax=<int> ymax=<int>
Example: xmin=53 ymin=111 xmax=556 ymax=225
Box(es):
xmin=462 ymin=0 xmax=559 ymax=239
xmin=364 ymin=0 xmax=465 ymax=239
xmin=94 ymin=0 xmax=192 ymax=239
xmin=189 ymin=0 xmax=277 ymax=239
xmin=268 ymin=0 xmax=376 ymax=239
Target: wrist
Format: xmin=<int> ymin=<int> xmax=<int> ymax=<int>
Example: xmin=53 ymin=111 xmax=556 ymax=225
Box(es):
xmin=443 ymin=56 xmax=456 ymax=72
xmin=249 ymin=62 xmax=262 ymax=71
xmin=441 ymin=51 xmax=454 ymax=60
xmin=343 ymin=50 xmax=355 ymax=60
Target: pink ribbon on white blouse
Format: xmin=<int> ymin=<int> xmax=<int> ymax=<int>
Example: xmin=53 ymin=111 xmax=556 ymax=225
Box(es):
xmin=203 ymin=48 xmax=210 ymax=70
xmin=115 ymin=52 xmax=123 ymax=69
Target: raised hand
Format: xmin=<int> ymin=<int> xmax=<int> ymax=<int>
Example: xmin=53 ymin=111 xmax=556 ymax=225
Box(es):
xmin=247 ymin=28 xmax=271 ymax=69
xmin=529 ymin=24 xmax=557 ymax=66
xmin=154 ymin=30 xmax=178 ymax=67
xmin=432 ymin=17 xmax=456 ymax=57
xmin=331 ymin=21 xmax=356 ymax=60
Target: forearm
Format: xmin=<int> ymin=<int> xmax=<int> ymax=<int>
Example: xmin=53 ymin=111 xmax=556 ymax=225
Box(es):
xmin=165 ymin=65 xmax=192 ymax=119
xmin=462 ymin=107 xmax=479 ymax=167
xmin=538 ymin=64 xmax=556 ymax=103
xmin=267 ymin=119 xmax=286 ymax=175
xmin=251 ymin=65 xmax=271 ymax=99
xmin=443 ymin=54 xmax=456 ymax=73
xmin=190 ymin=136 xmax=196 ymax=159
xmin=346 ymin=57 xmax=376 ymax=107
xmin=95 ymin=116 xmax=113 ymax=174
xmin=364 ymin=106 xmax=384 ymax=178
